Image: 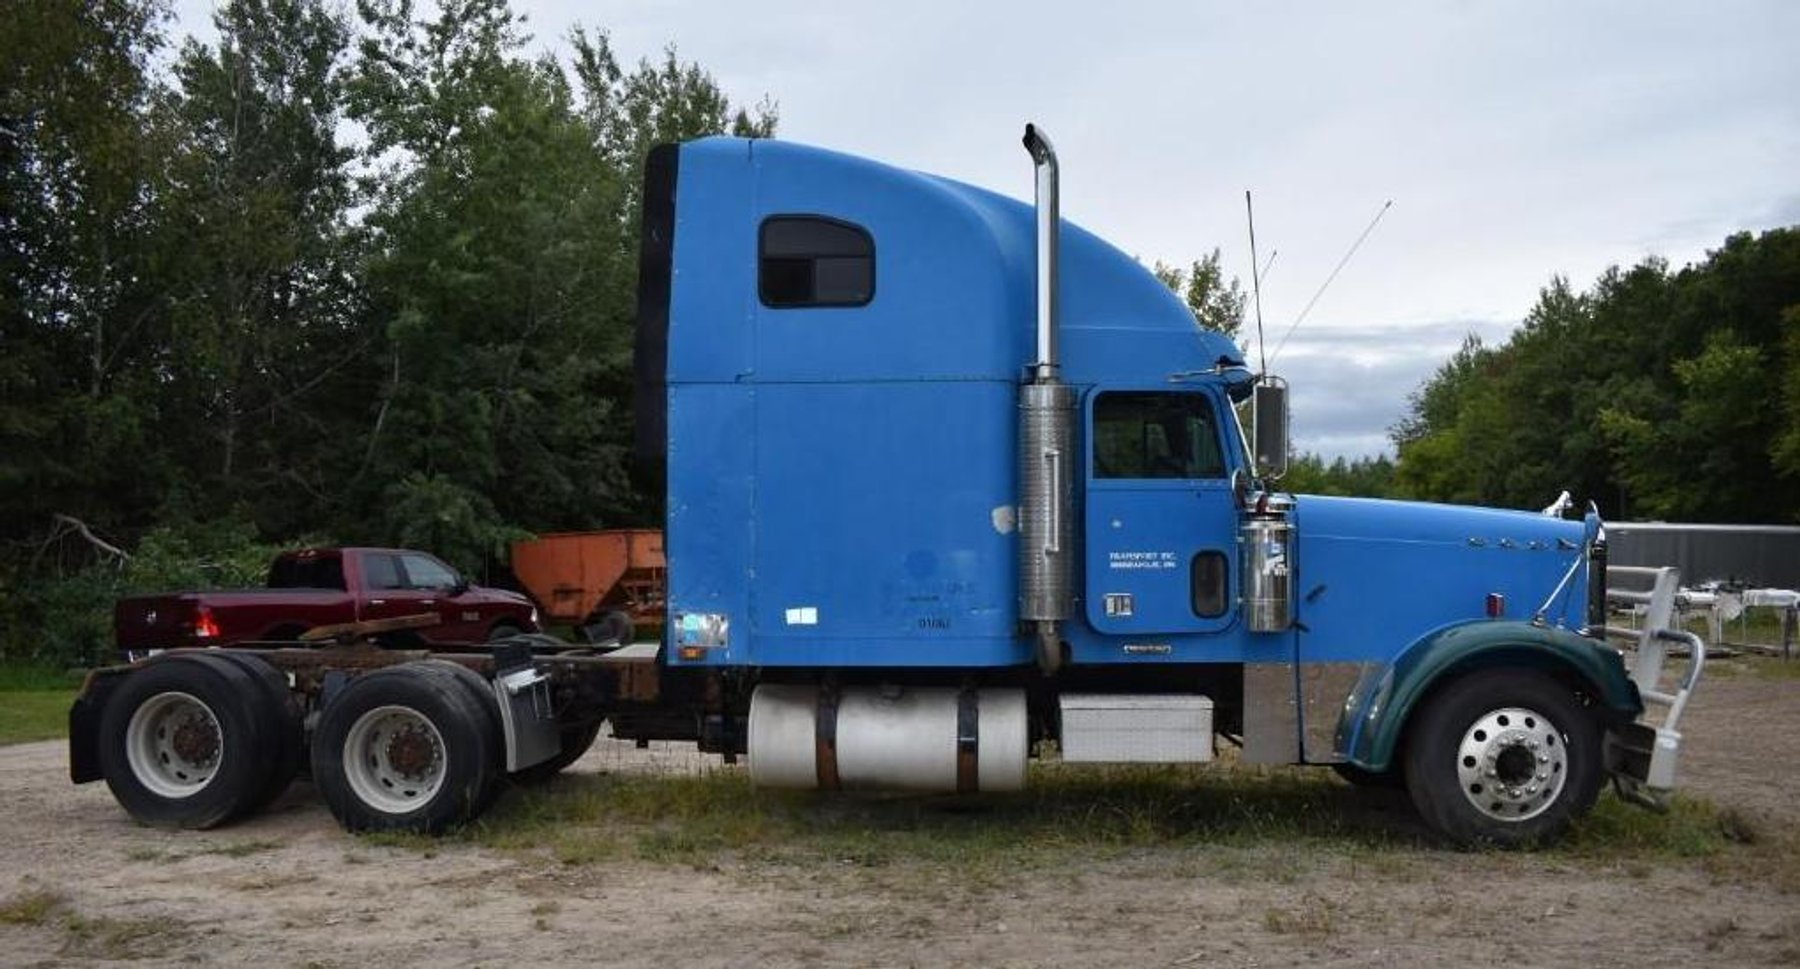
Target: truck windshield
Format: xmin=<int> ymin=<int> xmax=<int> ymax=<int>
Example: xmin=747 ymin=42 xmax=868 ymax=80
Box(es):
xmin=268 ymin=556 xmax=346 ymax=590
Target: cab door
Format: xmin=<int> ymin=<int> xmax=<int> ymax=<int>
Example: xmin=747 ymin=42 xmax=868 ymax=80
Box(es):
xmin=1083 ymin=389 xmax=1239 ymax=637
xmin=357 ymin=552 xmax=454 ymax=636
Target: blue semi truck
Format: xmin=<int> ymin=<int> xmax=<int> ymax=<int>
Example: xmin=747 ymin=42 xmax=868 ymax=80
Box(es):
xmin=69 ymin=126 xmax=1703 ymax=846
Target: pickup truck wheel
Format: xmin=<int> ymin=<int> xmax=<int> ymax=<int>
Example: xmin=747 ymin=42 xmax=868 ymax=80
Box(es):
xmin=208 ymin=651 xmax=305 ymax=811
xmin=510 ymin=722 xmax=603 ymax=784
xmin=488 ymin=622 xmax=524 ymax=642
xmin=97 ymin=654 xmax=273 ymax=829
xmin=1403 ymin=669 xmax=1603 ymax=847
xmin=311 ymin=664 xmax=501 ymax=833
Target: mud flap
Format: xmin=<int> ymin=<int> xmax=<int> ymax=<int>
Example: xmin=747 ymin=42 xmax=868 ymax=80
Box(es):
xmin=68 ymin=672 xmax=125 ymax=784
xmin=490 ymin=642 xmax=559 ymax=773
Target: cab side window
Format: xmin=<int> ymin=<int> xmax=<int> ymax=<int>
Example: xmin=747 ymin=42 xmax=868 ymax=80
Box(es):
xmin=363 ymin=554 xmax=406 ymax=591
xmin=1093 ymin=392 xmax=1225 ymax=479
xmin=399 ymin=554 xmax=458 ymax=591
xmin=759 ymin=216 xmax=874 ymax=307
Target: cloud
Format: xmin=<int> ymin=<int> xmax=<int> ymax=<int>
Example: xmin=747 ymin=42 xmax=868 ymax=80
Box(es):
xmin=1273 ymin=319 xmax=1518 ymax=459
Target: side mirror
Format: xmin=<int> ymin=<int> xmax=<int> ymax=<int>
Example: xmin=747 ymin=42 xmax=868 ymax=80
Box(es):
xmin=1252 ymin=376 xmax=1289 ymax=480
xmin=450 ymin=576 xmax=472 ymax=597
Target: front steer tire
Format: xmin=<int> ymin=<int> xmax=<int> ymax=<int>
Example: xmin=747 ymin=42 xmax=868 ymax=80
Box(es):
xmin=311 ymin=663 xmax=503 ymax=834
xmin=96 ymin=653 xmax=275 ymax=829
xmin=1403 ymin=669 xmax=1604 ymax=848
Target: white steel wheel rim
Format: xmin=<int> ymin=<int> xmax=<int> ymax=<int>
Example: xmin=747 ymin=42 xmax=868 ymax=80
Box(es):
xmin=125 ymin=691 xmax=223 ymax=799
xmin=1455 ymin=705 xmax=1568 ymax=822
xmin=343 ymin=705 xmax=448 ymax=815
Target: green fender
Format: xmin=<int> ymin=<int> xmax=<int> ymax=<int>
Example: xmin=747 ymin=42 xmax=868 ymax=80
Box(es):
xmin=1340 ymin=620 xmax=1642 ymax=772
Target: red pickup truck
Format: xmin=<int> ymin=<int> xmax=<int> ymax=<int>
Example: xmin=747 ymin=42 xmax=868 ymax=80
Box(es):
xmin=114 ymin=547 xmax=539 ymax=658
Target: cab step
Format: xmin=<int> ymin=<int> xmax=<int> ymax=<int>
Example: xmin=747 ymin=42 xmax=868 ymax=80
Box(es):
xmin=1598 ymin=565 xmax=1705 ymax=810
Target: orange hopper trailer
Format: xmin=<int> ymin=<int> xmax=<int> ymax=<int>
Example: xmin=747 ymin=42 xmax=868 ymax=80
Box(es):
xmin=508 ymin=530 xmax=665 ymax=643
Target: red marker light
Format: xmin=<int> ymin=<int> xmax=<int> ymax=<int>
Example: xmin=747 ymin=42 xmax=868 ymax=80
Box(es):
xmin=1485 ymin=593 xmax=1505 ymax=618
xmin=195 ymin=607 xmax=221 ymax=638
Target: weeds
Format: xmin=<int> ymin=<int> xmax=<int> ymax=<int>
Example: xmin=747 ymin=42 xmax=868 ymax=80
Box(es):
xmin=121 ymin=839 xmax=283 ymax=863
xmin=59 ymin=912 xmax=189 ymax=960
xmin=0 ymin=888 xmax=67 ymax=925
xmin=0 ymin=888 xmax=188 ymax=960
xmin=399 ymin=762 xmax=1781 ymax=890
xmin=1262 ymin=895 xmax=1341 ymax=937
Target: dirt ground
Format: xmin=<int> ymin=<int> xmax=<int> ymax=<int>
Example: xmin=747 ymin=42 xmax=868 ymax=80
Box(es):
xmin=4 ymin=672 xmax=1800 ymax=968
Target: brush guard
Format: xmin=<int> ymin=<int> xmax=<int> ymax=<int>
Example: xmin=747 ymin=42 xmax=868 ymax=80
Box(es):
xmin=1597 ymin=565 xmax=1706 ymax=810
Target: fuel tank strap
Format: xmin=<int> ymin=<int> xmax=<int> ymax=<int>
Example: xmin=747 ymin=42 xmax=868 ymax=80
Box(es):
xmin=814 ymin=685 xmax=841 ymax=791
xmin=955 ymin=687 xmax=980 ymax=794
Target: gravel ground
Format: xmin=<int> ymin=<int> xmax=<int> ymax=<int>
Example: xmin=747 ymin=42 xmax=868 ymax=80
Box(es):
xmin=3 ymin=672 xmax=1798 ymax=967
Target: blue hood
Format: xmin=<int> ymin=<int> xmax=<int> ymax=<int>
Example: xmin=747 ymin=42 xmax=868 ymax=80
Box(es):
xmin=1293 ymin=495 xmax=1589 ymax=662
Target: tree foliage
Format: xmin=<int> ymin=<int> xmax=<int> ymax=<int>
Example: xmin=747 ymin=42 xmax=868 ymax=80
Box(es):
xmin=1393 ymin=229 xmax=1800 ymax=521
xmin=1154 ymin=248 xmax=1246 ymax=343
xmin=2 ymin=0 xmax=774 ymax=662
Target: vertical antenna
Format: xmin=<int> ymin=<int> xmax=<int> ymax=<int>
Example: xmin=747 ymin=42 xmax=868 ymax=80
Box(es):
xmin=1246 ymin=190 xmax=1268 ymax=375
xmin=1269 ymin=199 xmax=1393 ymax=368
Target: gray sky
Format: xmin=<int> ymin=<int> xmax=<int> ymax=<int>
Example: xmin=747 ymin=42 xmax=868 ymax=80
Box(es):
xmin=177 ymin=1 xmax=1800 ymax=458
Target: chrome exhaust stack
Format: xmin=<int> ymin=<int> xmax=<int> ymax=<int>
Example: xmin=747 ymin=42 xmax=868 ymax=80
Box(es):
xmin=1024 ymin=124 xmax=1061 ymax=382
xmin=1018 ymin=124 xmax=1075 ymax=674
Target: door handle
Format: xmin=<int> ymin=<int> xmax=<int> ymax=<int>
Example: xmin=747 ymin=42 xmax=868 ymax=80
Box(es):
xmin=369 ymin=599 xmax=386 ymax=606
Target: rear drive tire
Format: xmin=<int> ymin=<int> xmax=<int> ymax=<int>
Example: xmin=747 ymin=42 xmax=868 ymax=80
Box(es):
xmin=1403 ymin=669 xmax=1603 ymax=847
xmin=510 ymin=721 xmax=603 ymax=784
xmin=96 ymin=654 xmax=274 ymax=829
xmin=311 ymin=664 xmax=502 ymax=833
xmin=207 ymin=651 xmax=305 ymax=811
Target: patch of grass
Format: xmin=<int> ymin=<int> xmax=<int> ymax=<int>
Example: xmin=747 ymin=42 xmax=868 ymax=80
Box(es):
xmin=121 ymin=839 xmax=282 ymax=863
xmin=1262 ymin=894 xmax=1341 ymax=937
xmin=1747 ymin=656 xmax=1800 ymax=681
xmin=233 ymin=872 xmax=319 ymax=891
xmin=60 ymin=912 xmax=189 ymax=960
xmin=0 ymin=688 xmax=76 ymax=744
xmin=459 ymin=765 xmax=1412 ymax=876
xmin=358 ymin=830 xmax=440 ymax=856
xmin=377 ymin=762 xmax=1799 ymax=892
xmin=1564 ymin=792 xmax=1740 ymax=860
xmin=200 ymin=839 xmax=283 ymax=858
xmin=0 ymin=662 xmax=84 ymax=692
xmin=0 ymin=888 xmax=67 ymax=926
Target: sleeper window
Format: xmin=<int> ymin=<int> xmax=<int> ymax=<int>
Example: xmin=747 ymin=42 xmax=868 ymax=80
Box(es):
xmin=759 ymin=216 xmax=874 ymax=307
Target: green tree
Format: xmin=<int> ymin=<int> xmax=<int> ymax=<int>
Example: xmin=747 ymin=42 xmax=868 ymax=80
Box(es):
xmin=345 ymin=1 xmax=776 ymax=568
xmin=1 ymin=0 xmax=172 ymax=551
xmin=1394 ymin=229 xmax=1800 ymax=522
xmin=1284 ymin=452 xmax=1398 ymax=497
xmin=150 ymin=0 xmax=359 ymax=535
xmin=1153 ymin=248 xmax=1246 ymax=342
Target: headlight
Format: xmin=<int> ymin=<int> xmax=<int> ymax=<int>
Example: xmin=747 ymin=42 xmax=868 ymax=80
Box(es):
xmin=529 ymin=606 xmax=540 ymax=628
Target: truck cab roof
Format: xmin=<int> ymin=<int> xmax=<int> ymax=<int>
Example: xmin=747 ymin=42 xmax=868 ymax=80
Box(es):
xmin=656 ymin=136 xmax=1244 ymax=390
